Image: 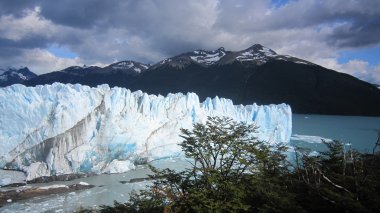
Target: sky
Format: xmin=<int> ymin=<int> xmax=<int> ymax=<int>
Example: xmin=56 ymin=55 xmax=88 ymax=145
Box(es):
xmin=0 ymin=0 xmax=379 ymax=84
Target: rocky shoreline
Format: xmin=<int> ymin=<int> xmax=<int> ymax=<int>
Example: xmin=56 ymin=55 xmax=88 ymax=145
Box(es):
xmin=0 ymin=165 xmax=155 ymax=210
xmin=0 ymin=168 xmax=155 ymax=207
xmin=0 ymin=182 xmax=95 ymax=207
xmin=27 ymin=173 xmax=95 ymax=184
xmin=1 ymin=172 xmax=95 ymax=187
xmin=0 ymin=171 xmax=97 ymax=208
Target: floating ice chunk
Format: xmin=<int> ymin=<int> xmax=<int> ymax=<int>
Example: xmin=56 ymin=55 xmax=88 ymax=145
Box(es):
xmin=104 ymin=160 xmax=136 ymax=174
xmin=291 ymin=134 xmax=333 ymax=144
xmin=79 ymin=181 xmax=90 ymax=186
xmin=39 ymin=184 xmax=69 ymax=190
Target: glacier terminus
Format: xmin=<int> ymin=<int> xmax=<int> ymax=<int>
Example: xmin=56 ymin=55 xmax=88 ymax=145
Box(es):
xmin=0 ymin=83 xmax=292 ymax=181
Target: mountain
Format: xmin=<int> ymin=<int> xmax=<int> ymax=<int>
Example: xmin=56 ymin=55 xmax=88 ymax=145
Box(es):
xmin=152 ymin=44 xmax=312 ymax=68
xmin=20 ymin=44 xmax=380 ymax=116
xmin=0 ymin=67 xmax=37 ymax=87
xmin=104 ymin=60 xmax=150 ymax=74
xmin=0 ymin=83 xmax=291 ymax=180
xmin=23 ymin=60 xmax=149 ymax=88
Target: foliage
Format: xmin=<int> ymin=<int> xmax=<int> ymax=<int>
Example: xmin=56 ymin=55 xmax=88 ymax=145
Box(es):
xmin=77 ymin=117 xmax=380 ymax=213
xmin=292 ymin=140 xmax=380 ymax=212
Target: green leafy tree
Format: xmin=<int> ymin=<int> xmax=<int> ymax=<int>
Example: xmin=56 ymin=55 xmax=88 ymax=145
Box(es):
xmin=79 ymin=117 xmax=380 ymax=213
xmin=117 ymin=116 xmax=302 ymax=212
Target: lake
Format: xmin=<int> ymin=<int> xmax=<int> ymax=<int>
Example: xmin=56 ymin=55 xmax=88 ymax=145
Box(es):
xmin=1 ymin=114 xmax=379 ymax=212
xmin=290 ymin=114 xmax=380 ymax=152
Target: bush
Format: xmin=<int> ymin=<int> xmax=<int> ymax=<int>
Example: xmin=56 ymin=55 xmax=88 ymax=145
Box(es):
xmin=78 ymin=117 xmax=380 ymax=213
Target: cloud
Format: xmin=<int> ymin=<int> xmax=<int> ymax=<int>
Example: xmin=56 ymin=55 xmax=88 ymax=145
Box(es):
xmin=0 ymin=0 xmax=379 ymax=83
xmin=315 ymin=58 xmax=380 ymax=84
xmin=340 ymin=60 xmax=380 ymax=84
xmin=39 ymin=0 xmax=119 ymax=28
xmin=0 ymin=6 xmax=80 ymax=49
xmin=0 ymin=0 xmax=38 ymax=16
xmin=0 ymin=48 xmax=78 ymax=72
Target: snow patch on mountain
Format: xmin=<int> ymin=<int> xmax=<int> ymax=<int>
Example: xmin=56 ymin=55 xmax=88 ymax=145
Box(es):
xmin=112 ymin=61 xmax=134 ymax=70
xmin=189 ymin=48 xmax=226 ymax=65
xmin=108 ymin=61 xmax=150 ymax=73
xmin=18 ymin=73 xmax=27 ymax=80
xmin=160 ymin=58 xmax=172 ymax=65
xmin=236 ymin=45 xmax=277 ymax=64
xmin=223 ymin=44 xmax=313 ymax=66
xmin=260 ymin=46 xmax=277 ymax=57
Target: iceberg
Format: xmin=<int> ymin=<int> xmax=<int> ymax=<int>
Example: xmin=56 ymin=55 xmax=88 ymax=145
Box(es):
xmin=0 ymin=83 xmax=292 ymax=179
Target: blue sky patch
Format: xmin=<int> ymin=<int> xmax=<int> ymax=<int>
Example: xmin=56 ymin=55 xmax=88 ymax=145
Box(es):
xmin=338 ymin=45 xmax=380 ymax=66
xmin=47 ymin=45 xmax=78 ymax=59
xmin=271 ymin=0 xmax=290 ymax=8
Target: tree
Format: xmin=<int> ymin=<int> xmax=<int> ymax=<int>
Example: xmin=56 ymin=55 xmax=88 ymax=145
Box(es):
xmin=78 ymin=121 xmax=380 ymax=212
xmin=293 ymin=140 xmax=380 ymax=212
xmin=177 ymin=116 xmax=261 ymax=211
xmin=116 ymin=116 xmax=302 ymax=212
xmin=180 ymin=116 xmax=259 ymax=180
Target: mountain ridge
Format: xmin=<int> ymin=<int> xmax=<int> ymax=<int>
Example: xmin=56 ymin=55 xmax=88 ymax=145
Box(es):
xmin=3 ymin=44 xmax=380 ymax=116
xmin=0 ymin=67 xmax=37 ymax=87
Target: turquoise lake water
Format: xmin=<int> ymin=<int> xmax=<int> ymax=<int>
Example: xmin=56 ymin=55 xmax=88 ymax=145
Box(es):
xmin=290 ymin=114 xmax=380 ymax=152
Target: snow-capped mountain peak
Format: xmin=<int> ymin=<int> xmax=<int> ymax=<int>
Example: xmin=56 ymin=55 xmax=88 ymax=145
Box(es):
xmin=152 ymin=44 xmax=314 ymax=69
xmin=0 ymin=67 xmax=37 ymax=86
xmin=235 ymin=44 xmax=277 ymax=64
xmin=62 ymin=66 xmax=83 ymax=72
xmin=112 ymin=61 xmax=135 ymax=69
xmin=189 ymin=47 xmax=227 ymax=65
xmin=109 ymin=60 xmax=150 ymax=73
xmin=153 ymin=47 xmax=228 ymax=69
xmin=1 ymin=44 xmax=317 ymax=88
xmin=234 ymin=44 xmax=314 ymax=66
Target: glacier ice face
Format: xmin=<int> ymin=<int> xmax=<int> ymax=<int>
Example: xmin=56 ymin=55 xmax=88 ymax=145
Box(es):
xmin=0 ymin=83 xmax=292 ymax=178
xmin=25 ymin=162 xmax=50 ymax=181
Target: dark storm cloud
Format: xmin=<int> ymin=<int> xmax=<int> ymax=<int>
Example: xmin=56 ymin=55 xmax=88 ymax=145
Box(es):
xmin=2 ymin=0 xmax=380 ymax=54
xmin=0 ymin=0 xmax=216 ymax=62
xmin=0 ymin=0 xmax=38 ymax=16
xmin=327 ymin=15 xmax=380 ymax=48
xmin=0 ymin=46 xmax=22 ymax=57
xmin=277 ymin=0 xmax=380 ymax=48
xmin=39 ymin=0 xmax=119 ymax=28
xmin=0 ymin=36 xmax=48 ymax=50
xmin=215 ymin=0 xmax=380 ymax=48
xmin=0 ymin=0 xmax=379 ymax=79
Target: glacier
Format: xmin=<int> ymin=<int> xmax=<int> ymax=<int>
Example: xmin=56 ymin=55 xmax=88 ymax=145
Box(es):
xmin=0 ymin=83 xmax=292 ymax=180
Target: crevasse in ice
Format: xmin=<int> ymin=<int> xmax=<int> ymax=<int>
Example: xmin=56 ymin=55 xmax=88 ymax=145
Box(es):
xmin=0 ymin=83 xmax=291 ymax=179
